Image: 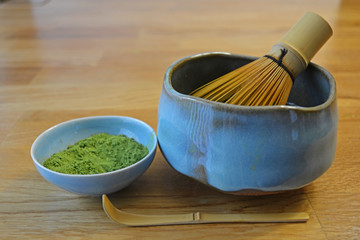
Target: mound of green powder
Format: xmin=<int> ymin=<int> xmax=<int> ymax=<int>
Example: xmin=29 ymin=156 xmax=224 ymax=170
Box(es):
xmin=43 ymin=133 xmax=149 ymax=175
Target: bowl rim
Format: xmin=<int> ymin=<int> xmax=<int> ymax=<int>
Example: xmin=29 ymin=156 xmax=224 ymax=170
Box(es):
xmin=30 ymin=115 xmax=157 ymax=178
xmin=164 ymin=52 xmax=336 ymax=112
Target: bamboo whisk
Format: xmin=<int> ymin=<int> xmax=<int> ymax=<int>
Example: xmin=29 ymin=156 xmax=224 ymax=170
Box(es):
xmin=191 ymin=12 xmax=333 ymax=106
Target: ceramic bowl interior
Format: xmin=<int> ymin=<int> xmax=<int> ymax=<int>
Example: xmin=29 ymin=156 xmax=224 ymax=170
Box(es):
xmin=31 ymin=116 xmax=157 ymax=196
xmin=170 ymin=53 xmax=331 ymax=107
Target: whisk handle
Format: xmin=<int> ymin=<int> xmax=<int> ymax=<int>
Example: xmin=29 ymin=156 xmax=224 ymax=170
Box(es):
xmin=279 ymin=12 xmax=333 ymax=66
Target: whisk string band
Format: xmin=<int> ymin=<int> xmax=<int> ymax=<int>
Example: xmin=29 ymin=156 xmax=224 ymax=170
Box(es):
xmin=264 ymin=49 xmax=295 ymax=82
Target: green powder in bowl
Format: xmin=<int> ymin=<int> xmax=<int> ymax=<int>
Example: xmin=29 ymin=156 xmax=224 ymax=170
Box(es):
xmin=42 ymin=133 xmax=149 ymax=175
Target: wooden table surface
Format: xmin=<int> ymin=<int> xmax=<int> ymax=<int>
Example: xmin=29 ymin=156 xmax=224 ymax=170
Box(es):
xmin=1 ymin=0 xmax=359 ymax=239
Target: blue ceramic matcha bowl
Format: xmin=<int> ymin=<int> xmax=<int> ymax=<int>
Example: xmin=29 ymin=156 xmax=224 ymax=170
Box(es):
xmin=157 ymin=52 xmax=337 ymax=195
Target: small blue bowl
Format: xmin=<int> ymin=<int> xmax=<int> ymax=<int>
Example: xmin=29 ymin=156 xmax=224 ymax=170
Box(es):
xmin=158 ymin=52 xmax=338 ymax=195
xmin=31 ymin=116 xmax=157 ymax=196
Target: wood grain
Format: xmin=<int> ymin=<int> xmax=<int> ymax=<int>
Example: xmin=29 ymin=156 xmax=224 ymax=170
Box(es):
xmin=1 ymin=0 xmax=359 ymax=239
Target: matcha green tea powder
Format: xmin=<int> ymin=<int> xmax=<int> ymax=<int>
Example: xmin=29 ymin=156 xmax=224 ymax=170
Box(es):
xmin=43 ymin=133 xmax=149 ymax=175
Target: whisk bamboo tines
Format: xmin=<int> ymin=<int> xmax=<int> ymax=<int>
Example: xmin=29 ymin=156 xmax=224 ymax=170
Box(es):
xmin=191 ymin=12 xmax=333 ymax=106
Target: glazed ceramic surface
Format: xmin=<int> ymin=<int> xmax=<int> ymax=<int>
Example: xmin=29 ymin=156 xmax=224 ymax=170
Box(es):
xmin=157 ymin=52 xmax=337 ymax=194
xmin=31 ymin=116 xmax=157 ymax=196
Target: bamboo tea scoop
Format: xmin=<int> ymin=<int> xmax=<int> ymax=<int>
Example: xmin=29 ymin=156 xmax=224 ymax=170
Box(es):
xmin=102 ymin=194 xmax=309 ymax=226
